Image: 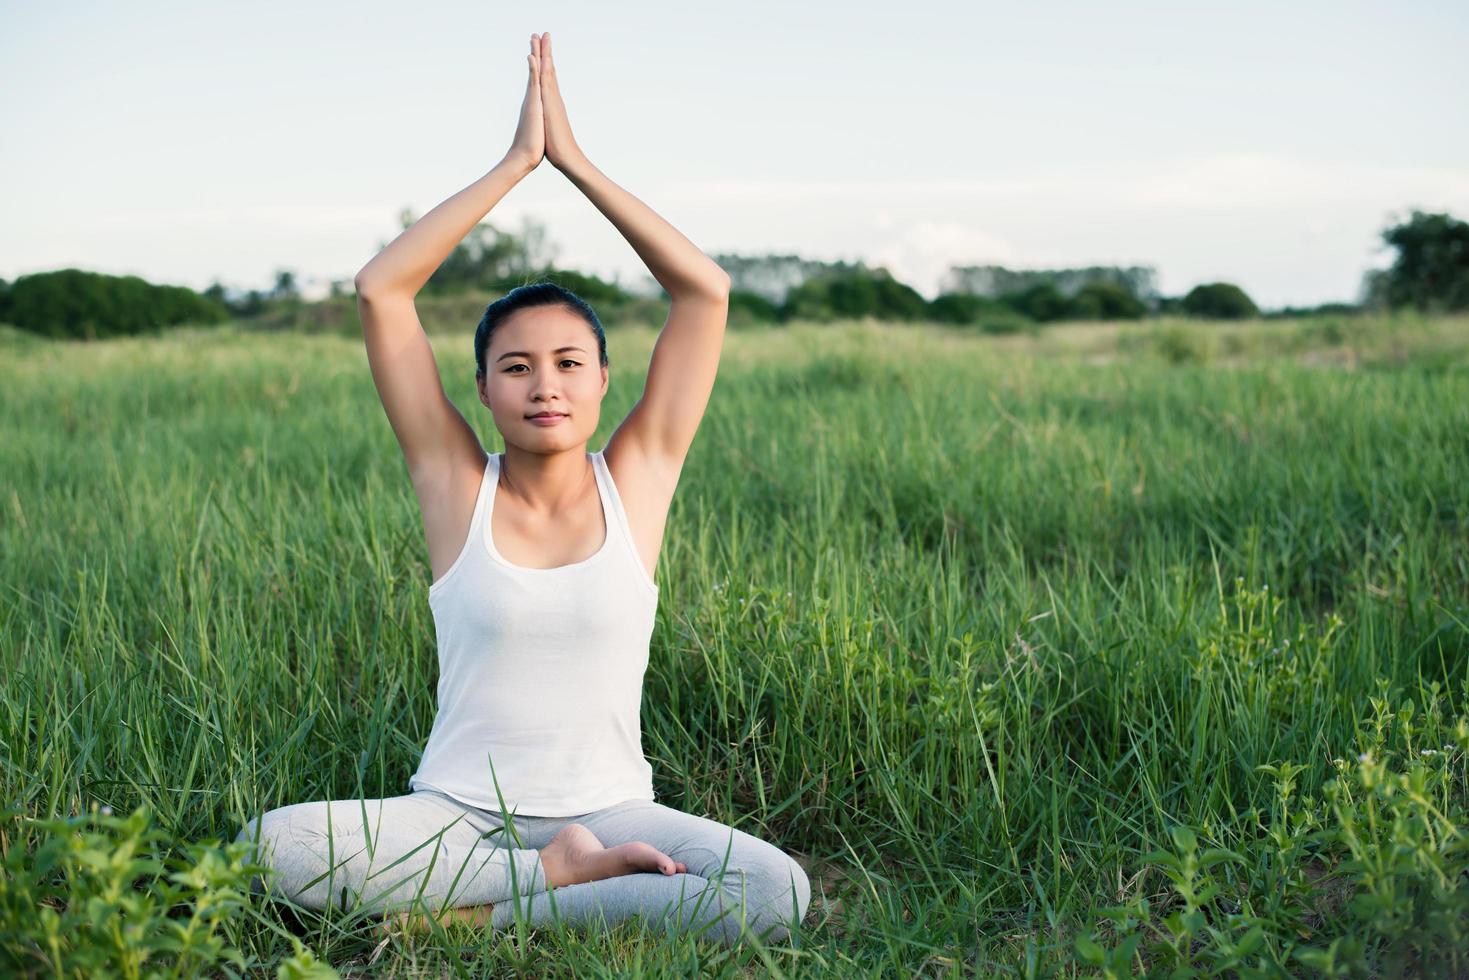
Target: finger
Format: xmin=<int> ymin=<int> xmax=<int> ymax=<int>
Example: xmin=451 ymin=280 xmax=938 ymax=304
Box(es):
xmin=542 ymin=31 xmax=554 ymax=72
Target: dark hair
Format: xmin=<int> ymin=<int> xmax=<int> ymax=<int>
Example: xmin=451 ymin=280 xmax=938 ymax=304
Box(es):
xmin=474 ymin=282 xmax=608 ymax=378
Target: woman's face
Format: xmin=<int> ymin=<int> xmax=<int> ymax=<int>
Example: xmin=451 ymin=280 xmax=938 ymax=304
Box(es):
xmin=477 ymin=304 xmax=608 ymax=450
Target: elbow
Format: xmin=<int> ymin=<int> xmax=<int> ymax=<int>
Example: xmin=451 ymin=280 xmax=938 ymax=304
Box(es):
xmin=354 ymin=272 xmax=416 ymax=304
xmin=694 ymin=270 xmax=731 ymax=302
xmin=670 ymin=274 xmax=729 ymax=305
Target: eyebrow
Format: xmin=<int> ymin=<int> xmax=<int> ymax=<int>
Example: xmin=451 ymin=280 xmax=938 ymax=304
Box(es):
xmin=495 ymin=346 xmax=589 ymax=363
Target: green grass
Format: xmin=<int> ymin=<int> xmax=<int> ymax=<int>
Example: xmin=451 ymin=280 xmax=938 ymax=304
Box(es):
xmin=2 ymin=311 xmax=1467 ymax=977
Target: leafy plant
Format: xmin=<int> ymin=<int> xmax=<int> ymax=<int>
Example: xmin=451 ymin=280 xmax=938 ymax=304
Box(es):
xmin=0 ymin=802 xmax=334 ymax=978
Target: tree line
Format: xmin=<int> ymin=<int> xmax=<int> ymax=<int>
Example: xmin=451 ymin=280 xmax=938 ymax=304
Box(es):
xmin=2 ymin=210 xmax=1465 ymax=341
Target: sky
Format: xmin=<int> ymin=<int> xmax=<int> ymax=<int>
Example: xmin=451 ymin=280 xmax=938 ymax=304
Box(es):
xmin=2 ymin=0 xmax=1467 ymax=309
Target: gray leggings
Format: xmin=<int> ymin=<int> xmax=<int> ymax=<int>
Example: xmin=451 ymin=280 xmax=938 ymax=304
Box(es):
xmin=235 ymin=790 xmax=811 ymax=949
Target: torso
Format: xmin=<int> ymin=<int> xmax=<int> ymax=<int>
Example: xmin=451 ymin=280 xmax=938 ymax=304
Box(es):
xmin=413 ymin=434 xmax=678 ymax=587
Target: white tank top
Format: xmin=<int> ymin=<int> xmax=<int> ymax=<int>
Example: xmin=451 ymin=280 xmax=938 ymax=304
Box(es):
xmin=408 ymin=448 xmax=659 ymax=816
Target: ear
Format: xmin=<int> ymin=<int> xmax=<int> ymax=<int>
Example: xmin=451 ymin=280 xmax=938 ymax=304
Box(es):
xmin=476 ymin=371 xmax=490 ymax=407
xmin=601 ymin=363 xmax=609 ymax=396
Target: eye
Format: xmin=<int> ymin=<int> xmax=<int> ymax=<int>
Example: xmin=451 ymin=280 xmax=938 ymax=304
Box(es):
xmin=560 ymin=359 xmax=580 ymax=368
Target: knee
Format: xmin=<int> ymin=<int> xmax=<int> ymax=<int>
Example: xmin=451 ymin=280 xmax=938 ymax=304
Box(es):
xmin=771 ymin=854 xmax=811 ymax=932
xmin=733 ymin=850 xmax=811 ymax=943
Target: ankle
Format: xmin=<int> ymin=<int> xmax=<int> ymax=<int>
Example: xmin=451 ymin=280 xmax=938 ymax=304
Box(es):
xmin=538 ymin=845 xmax=566 ymax=888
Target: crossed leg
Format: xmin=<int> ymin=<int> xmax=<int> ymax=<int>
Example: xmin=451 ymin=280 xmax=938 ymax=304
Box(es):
xmin=235 ymin=791 xmax=694 ymax=934
xmin=235 ymin=792 xmax=550 ymax=917
xmin=488 ymin=798 xmax=811 ymax=949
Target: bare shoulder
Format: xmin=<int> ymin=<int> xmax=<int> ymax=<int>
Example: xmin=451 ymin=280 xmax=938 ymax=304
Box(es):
xmin=603 ymin=428 xmax=686 ymax=582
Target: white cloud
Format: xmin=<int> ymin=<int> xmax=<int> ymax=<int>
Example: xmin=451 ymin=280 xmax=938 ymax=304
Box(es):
xmin=868 ymin=221 xmax=1021 ymax=298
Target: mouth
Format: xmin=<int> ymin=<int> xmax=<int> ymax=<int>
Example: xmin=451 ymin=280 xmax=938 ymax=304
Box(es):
xmin=526 ymin=412 xmax=567 ymax=422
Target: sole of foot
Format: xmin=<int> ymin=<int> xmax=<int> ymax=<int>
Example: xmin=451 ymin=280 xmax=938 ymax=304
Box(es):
xmin=539 ymin=823 xmax=688 ymax=888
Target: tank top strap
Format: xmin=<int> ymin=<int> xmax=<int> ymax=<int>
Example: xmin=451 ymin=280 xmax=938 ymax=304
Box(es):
xmin=468 ymin=453 xmax=495 ymax=534
xmin=427 ymin=453 xmax=495 ymax=600
xmin=592 ymin=448 xmax=659 ymax=598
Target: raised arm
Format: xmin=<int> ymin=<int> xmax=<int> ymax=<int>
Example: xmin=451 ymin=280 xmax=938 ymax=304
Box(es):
xmin=536 ymin=33 xmax=731 ymax=476
xmin=353 ymin=36 xmax=546 ymax=480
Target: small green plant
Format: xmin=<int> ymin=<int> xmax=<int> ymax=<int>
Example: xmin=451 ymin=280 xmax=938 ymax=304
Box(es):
xmin=275 ymin=937 xmax=342 ymax=979
xmin=1314 ymin=690 xmax=1469 ymax=974
xmin=1075 ymin=686 xmax=1469 ymax=977
xmin=0 ymin=802 xmax=333 ymax=978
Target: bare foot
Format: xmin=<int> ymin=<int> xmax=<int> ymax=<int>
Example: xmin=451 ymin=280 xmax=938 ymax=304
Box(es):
xmin=538 ymin=823 xmax=688 ymax=888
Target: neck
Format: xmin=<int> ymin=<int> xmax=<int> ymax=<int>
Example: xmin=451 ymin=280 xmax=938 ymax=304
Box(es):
xmin=498 ymin=445 xmax=595 ymax=515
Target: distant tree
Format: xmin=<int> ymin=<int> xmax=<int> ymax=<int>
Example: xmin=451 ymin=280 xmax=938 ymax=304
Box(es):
xmin=999 ymin=282 xmax=1069 ymax=322
xmin=1181 ymin=282 xmax=1258 ymax=320
xmin=271 ymin=268 xmax=299 ymax=301
xmin=1369 ymin=210 xmax=1469 ymax=312
xmin=1068 ymin=280 xmax=1146 ymax=320
xmin=942 ymin=264 xmax=1159 ymax=302
xmin=927 ymin=292 xmax=996 ymax=325
xmin=0 ymin=277 xmax=10 ymax=323
xmin=235 ymin=290 xmax=268 ymax=317
xmin=780 ymin=266 xmax=927 ymax=322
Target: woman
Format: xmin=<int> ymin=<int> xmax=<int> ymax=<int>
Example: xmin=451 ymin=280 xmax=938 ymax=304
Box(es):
xmin=236 ymin=33 xmax=811 ymax=949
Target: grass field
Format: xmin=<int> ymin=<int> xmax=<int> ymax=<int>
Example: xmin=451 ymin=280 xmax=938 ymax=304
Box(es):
xmin=2 ymin=310 xmax=1467 ymax=976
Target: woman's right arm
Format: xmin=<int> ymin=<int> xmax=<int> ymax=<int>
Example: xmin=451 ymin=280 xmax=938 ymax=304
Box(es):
xmin=353 ymin=36 xmax=545 ymax=478
xmin=353 ymin=156 xmax=533 ymax=479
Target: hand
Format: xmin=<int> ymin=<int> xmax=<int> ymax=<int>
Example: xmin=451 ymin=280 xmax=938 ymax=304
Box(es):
xmin=536 ymin=32 xmax=586 ymax=172
xmin=507 ymin=33 xmax=545 ymax=171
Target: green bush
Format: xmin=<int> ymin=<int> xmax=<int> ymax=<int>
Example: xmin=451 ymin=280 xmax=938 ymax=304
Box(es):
xmin=926 ymin=291 xmax=1004 ymax=325
xmin=5 ymin=269 xmax=230 ymax=340
xmin=0 ymin=802 xmax=332 ymax=977
xmin=780 ymin=268 xmax=928 ymax=322
xmin=1069 ymin=280 xmax=1146 ymax=320
xmin=1182 ymin=282 xmax=1259 ymax=320
xmin=998 ymin=282 xmax=1070 ymax=322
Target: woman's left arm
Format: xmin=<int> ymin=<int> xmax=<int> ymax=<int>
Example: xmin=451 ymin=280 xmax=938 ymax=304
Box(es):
xmin=536 ymin=33 xmax=730 ymax=469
